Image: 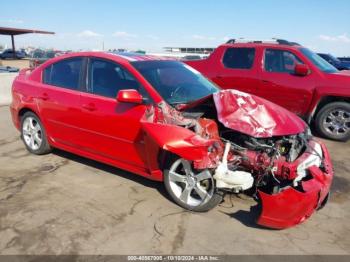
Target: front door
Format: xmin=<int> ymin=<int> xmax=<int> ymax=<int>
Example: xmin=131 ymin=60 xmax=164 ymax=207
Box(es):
xmin=78 ymin=57 xmax=148 ymax=168
xmin=257 ymin=48 xmax=315 ymax=116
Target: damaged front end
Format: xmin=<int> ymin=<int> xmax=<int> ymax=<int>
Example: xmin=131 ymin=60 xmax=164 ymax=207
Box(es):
xmin=256 ymin=141 xmax=333 ymax=229
xmin=141 ymin=100 xmax=224 ymax=169
xmin=216 ymin=126 xmax=333 ymax=229
xmin=142 ymin=89 xmax=334 ymax=229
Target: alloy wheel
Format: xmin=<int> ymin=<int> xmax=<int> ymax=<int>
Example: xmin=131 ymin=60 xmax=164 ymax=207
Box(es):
xmin=323 ymin=109 xmax=350 ymax=136
xmin=168 ymin=159 xmax=214 ymax=207
xmin=22 ymin=116 xmax=43 ymax=151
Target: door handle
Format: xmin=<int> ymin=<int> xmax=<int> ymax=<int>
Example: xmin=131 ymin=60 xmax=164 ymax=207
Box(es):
xmin=82 ymin=103 xmax=97 ymax=111
xmin=262 ymin=80 xmax=271 ymax=83
xmin=38 ymin=93 xmax=49 ymax=101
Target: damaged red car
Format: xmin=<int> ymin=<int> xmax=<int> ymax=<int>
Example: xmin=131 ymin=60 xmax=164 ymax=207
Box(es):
xmin=10 ymin=52 xmax=334 ymax=229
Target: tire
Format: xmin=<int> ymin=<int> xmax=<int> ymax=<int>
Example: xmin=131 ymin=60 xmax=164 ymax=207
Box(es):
xmin=20 ymin=112 xmax=52 ymax=155
xmin=163 ymin=156 xmax=223 ymax=212
xmin=315 ymin=102 xmax=350 ymax=141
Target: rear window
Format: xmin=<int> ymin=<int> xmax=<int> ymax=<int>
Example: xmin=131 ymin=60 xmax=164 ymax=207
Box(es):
xmin=222 ymin=48 xmax=255 ymax=69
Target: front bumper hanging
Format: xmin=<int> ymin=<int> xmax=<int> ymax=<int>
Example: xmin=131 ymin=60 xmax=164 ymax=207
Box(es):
xmin=256 ymin=141 xmax=333 ymax=229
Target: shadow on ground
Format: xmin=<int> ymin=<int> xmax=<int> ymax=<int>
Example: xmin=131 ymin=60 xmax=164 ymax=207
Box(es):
xmin=220 ymin=199 xmax=267 ymax=229
xmin=53 ymin=148 xmax=276 ymax=229
xmin=52 ymin=149 xmax=169 ymax=199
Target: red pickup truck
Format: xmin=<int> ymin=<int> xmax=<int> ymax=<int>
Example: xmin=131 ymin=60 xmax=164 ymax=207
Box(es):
xmin=186 ymin=39 xmax=350 ymax=141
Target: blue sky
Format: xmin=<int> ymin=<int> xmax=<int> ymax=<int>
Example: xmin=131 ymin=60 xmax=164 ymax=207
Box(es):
xmin=1 ymin=0 xmax=350 ymax=55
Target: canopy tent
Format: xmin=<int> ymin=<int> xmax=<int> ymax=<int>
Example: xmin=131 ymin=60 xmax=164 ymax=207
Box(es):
xmin=0 ymin=27 xmax=55 ymax=58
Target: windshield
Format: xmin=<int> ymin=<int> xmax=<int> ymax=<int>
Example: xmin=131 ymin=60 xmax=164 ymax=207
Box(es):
xmin=300 ymin=48 xmax=338 ymax=73
xmin=132 ymin=61 xmax=219 ymax=105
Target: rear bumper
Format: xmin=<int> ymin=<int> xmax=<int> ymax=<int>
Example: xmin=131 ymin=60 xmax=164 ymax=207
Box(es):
xmin=256 ymin=140 xmax=333 ymax=229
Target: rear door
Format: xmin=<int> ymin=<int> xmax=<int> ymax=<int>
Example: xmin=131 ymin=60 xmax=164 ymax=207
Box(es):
xmin=257 ymin=48 xmax=315 ymax=115
xmin=78 ymin=57 xmax=149 ymax=168
xmin=37 ymin=57 xmax=84 ymax=147
xmin=212 ymin=47 xmax=259 ymax=94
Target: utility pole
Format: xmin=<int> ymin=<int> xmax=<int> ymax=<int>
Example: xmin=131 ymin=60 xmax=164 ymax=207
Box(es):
xmin=11 ymin=35 xmax=16 ymax=59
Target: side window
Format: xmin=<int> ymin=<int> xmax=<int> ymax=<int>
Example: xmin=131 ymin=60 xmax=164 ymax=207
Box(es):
xmin=88 ymin=58 xmax=144 ymax=98
xmin=223 ymin=48 xmax=255 ymax=69
xmin=264 ymin=49 xmax=303 ymax=73
xmin=43 ymin=58 xmax=83 ymax=90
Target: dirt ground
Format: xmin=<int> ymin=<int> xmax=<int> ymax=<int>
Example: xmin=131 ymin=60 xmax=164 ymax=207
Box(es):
xmin=0 ymin=59 xmax=30 ymax=69
xmin=0 ymin=105 xmax=349 ymax=255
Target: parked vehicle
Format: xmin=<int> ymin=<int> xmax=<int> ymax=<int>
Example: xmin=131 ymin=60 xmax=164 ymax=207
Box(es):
xmin=10 ymin=52 xmax=333 ymax=229
xmin=0 ymin=49 xmax=26 ymax=59
xmin=185 ymin=39 xmax=350 ymax=141
xmin=317 ymin=53 xmax=350 ymax=70
xmin=182 ymin=55 xmax=206 ymax=61
xmin=338 ymin=57 xmax=350 ymax=62
xmin=20 ymin=48 xmax=29 ymax=57
xmin=29 ymin=49 xmax=58 ymax=68
xmin=338 ymin=57 xmax=350 ymax=68
xmin=0 ymin=65 xmax=19 ymax=73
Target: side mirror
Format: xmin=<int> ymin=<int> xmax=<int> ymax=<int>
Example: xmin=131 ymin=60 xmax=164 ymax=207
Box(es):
xmin=294 ymin=64 xmax=310 ymax=76
xmin=117 ymin=89 xmax=143 ymax=104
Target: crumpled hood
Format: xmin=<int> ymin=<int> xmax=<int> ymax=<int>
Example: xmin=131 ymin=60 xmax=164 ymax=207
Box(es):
xmin=213 ymin=90 xmax=306 ymax=138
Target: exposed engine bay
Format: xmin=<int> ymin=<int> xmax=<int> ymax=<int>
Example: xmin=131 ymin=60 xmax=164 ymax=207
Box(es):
xmin=149 ymin=92 xmax=321 ymax=194
xmin=141 ymin=89 xmax=332 ymax=229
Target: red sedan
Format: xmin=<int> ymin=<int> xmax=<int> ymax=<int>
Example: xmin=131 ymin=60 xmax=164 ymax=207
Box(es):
xmin=10 ymin=52 xmax=333 ymax=229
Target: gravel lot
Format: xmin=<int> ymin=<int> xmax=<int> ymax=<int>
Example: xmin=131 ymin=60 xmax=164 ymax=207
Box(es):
xmin=0 ymin=105 xmax=349 ymax=255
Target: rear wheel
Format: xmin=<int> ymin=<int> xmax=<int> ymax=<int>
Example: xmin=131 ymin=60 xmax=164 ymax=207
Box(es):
xmin=21 ymin=112 xmax=52 ymax=155
xmin=315 ymin=102 xmax=350 ymax=141
xmin=163 ymin=157 xmax=222 ymax=212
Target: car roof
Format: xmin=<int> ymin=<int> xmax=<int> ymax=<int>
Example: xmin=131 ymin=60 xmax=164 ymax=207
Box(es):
xmin=50 ymin=51 xmax=174 ymax=64
xmin=108 ymin=52 xmax=175 ymax=62
xmin=220 ymin=42 xmax=303 ymax=50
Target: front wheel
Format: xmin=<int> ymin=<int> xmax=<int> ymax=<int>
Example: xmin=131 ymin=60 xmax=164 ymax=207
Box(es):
xmin=163 ymin=157 xmax=222 ymax=212
xmin=315 ymin=102 xmax=350 ymax=141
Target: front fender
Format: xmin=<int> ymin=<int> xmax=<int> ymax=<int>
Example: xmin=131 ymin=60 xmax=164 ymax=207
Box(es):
xmin=141 ymin=122 xmax=217 ymax=161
